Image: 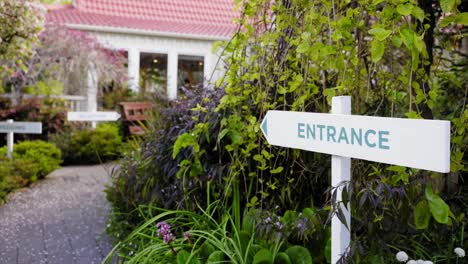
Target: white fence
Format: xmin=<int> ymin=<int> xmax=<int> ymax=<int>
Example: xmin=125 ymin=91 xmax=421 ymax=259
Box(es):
xmin=1 ymin=94 xmax=87 ymax=112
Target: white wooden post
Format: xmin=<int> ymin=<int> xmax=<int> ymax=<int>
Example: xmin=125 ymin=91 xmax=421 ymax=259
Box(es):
xmin=128 ymin=48 xmax=140 ymax=94
xmin=167 ymin=51 xmax=178 ymax=100
xmin=6 ymin=119 xmax=14 ymax=159
xmin=87 ymin=63 xmax=98 ymax=129
xmin=331 ymin=96 xmax=352 ymax=263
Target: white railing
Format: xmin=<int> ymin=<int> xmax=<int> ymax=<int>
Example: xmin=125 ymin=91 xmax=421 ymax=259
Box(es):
xmin=1 ymin=94 xmax=87 ymax=112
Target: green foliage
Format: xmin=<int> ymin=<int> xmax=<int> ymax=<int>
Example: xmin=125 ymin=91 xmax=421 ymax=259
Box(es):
xmin=52 ymin=123 xmax=123 ymax=165
xmin=106 ymin=0 xmax=468 ymax=262
xmin=207 ymin=251 xmax=225 ymax=263
xmin=425 ymin=185 xmax=451 ymax=225
xmin=11 ymin=140 xmax=62 ymax=179
xmin=0 ymin=157 xmax=32 ymax=202
xmin=24 ymin=80 xmax=63 ymax=96
xmin=274 ymin=253 xmax=291 ymax=264
xmin=104 ymin=205 xmax=315 ymax=264
xmin=414 ymin=200 xmax=431 ymax=229
xmin=0 ymin=140 xmax=61 ymax=202
xmin=285 ymin=246 xmax=313 ymax=264
xmin=0 ymin=140 xmax=62 ymax=180
xmin=253 ymin=249 xmax=273 ymax=264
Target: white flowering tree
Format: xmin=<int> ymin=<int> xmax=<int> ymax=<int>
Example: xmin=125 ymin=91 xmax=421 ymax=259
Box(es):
xmin=0 ymin=0 xmax=45 ymax=76
xmin=25 ymin=25 xmax=127 ymax=96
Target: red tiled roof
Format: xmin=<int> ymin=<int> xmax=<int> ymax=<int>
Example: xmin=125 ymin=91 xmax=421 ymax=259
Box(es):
xmin=46 ymin=0 xmax=237 ymax=39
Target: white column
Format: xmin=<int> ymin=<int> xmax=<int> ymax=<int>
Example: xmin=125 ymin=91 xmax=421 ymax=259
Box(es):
xmin=209 ymin=47 xmax=226 ymax=88
xmin=87 ymin=63 xmax=98 ymax=129
xmin=331 ymin=96 xmax=352 ymax=263
xmin=128 ymin=48 xmax=140 ymax=94
xmin=203 ymin=54 xmax=213 ymax=88
xmin=6 ymin=119 xmax=14 ymax=159
xmin=167 ymin=51 xmax=178 ymax=100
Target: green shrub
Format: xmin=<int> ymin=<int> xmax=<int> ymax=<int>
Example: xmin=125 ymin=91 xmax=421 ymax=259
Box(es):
xmin=104 ymin=206 xmax=314 ymax=264
xmin=51 ymin=123 xmax=123 ymax=165
xmin=0 ymin=140 xmax=62 ymax=180
xmin=0 ymin=157 xmax=39 ymax=202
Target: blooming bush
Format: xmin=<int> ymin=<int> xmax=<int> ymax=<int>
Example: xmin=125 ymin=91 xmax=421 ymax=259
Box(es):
xmin=0 ymin=0 xmax=45 ymax=76
xmin=26 ymin=24 xmax=127 ymax=95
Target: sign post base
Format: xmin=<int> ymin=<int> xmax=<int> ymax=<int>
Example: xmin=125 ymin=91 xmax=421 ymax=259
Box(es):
xmin=6 ymin=119 xmax=13 ymax=159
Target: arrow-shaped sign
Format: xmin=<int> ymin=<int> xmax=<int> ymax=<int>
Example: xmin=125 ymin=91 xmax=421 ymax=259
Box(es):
xmin=0 ymin=121 xmax=42 ymax=134
xmin=1 ymin=120 xmax=43 ymax=159
xmin=67 ymin=112 xmax=121 ymax=122
xmin=260 ymin=110 xmax=450 ymax=173
xmin=260 ymin=96 xmax=451 ymax=263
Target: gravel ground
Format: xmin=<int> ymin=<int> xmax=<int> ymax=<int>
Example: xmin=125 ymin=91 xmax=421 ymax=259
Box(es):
xmin=0 ymin=164 xmax=116 ymax=264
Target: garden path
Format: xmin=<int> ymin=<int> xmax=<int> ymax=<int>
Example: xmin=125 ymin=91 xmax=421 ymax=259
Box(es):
xmin=0 ymin=164 xmax=115 ymax=264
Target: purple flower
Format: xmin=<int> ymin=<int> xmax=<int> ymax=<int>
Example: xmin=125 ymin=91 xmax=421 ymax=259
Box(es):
xmin=183 ymin=233 xmax=192 ymax=240
xmin=156 ymin=221 xmax=175 ymax=244
xmin=274 ymin=221 xmax=284 ymax=230
xmin=163 ymin=233 xmax=175 ymax=243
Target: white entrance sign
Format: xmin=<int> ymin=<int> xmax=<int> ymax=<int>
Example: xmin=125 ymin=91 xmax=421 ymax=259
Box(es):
xmin=1 ymin=119 xmax=43 ymax=159
xmin=260 ymin=106 xmax=450 ymax=173
xmin=67 ymin=111 xmax=121 ymax=122
xmin=260 ymin=96 xmax=451 ymax=263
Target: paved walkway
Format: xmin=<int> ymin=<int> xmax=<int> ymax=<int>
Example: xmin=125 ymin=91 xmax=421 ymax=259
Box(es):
xmin=0 ymin=165 xmax=115 ymax=264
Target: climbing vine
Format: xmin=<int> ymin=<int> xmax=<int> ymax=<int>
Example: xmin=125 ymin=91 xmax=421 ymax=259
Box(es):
xmin=169 ymin=0 xmax=468 ymax=261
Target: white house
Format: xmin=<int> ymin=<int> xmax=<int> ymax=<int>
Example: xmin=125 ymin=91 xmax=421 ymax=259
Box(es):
xmin=46 ymin=0 xmax=236 ymax=100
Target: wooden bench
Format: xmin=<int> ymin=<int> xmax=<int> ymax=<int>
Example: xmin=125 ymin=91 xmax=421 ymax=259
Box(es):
xmin=118 ymin=102 xmax=153 ymax=135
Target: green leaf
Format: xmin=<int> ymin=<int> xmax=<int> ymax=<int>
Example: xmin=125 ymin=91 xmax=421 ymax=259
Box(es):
xmin=396 ymin=3 xmax=413 ymax=16
xmin=440 ymin=0 xmax=455 ymax=13
xmin=189 ymin=159 xmax=203 ymax=177
xmin=275 ymin=253 xmax=292 ymax=264
xmin=239 ymin=231 xmax=251 ymax=258
xmin=425 ymin=185 xmax=450 ymax=224
xmin=177 ymin=250 xmax=200 ymax=264
xmin=392 ymin=36 xmax=402 ymax=47
xmin=173 ymin=133 xmax=198 ymax=159
xmin=297 ymin=42 xmax=310 ymax=54
xmin=285 ymin=246 xmax=313 ymax=264
xmin=229 ymin=130 xmax=243 ymax=145
xmin=370 ymin=40 xmax=385 ymax=62
xmin=455 ymin=13 xmax=468 ymax=25
xmin=270 ymin=166 xmax=284 ymax=174
xmin=199 ymin=242 xmax=216 ymax=260
xmin=405 ymin=111 xmax=422 ymax=119
xmin=325 ymin=238 xmax=331 ymax=263
xmin=386 ymin=165 xmax=405 ymax=173
xmin=282 ymin=210 xmax=298 ymax=225
xmin=253 ymin=249 xmax=274 ymax=264
xmin=369 ymin=27 xmax=393 ymax=41
xmin=400 ymin=28 xmax=414 ymax=50
xmin=207 ymin=251 xmax=225 ymax=263
xmin=440 ymin=14 xmax=457 ymax=27
xmin=218 ymin=128 xmax=229 ymax=142
xmin=411 ymin=6 xmax=425 ymax=22
xmin=414 ymin=200 xmax=431 ymax=229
